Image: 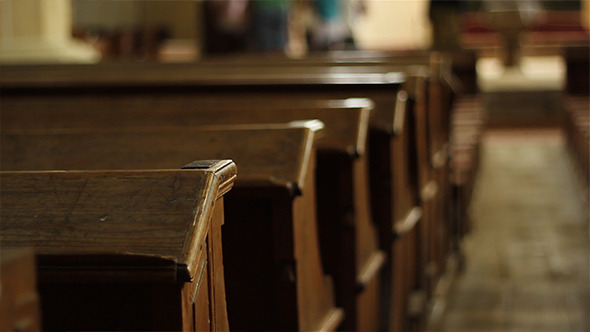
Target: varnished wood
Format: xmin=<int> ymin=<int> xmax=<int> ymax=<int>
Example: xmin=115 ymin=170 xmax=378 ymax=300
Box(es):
xmin=0 ymin=63 xmax=399 ymax=332
xmin=2 ymin=124 xmax=316 ymax=189
xmin=1 ymin=96 xmax=371 ymax=158
xmin=2 ymin=123 xmax=342 ymax=332
xmin=0 ymin=92 xmax=381 ymax=331
xmin=0 ymin=54 xmax=458 ymax=331
xmin=0 ymin=248 xmax=42 ymax=332
xmin=198 ymin=53 xmax=456 ymax=312
xmin=1 ymin=162 xmax=236 ymax=331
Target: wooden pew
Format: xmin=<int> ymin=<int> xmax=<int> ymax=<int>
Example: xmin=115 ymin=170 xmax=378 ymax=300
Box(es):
xmin=1 ymin=55 xmax=461 ymax=330
xmin=0 ymin=57 xmax=461 ymax=331
xmin=1 ymin=64 xmax=402 ymax=332
xmin=0 ymin=248 xmax=42 ymax=332
xmin=1 ymin=93 xmax=381 ymax=331
xmin=1 ymin=123 xmax=345 ymax=332
xmin=1 ymin=162 xmax=236 ymax=331
xmin=563 ymin=95 xmax=590 ymax=196
xmin=449 ymin=96 xmax=488 ymax=240
xmin=200 ymin=51 xmax=459 ymax=296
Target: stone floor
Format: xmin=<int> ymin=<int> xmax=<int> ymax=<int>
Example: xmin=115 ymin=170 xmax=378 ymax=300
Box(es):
xmin=432 ymin=129 xmax=589 ymax=332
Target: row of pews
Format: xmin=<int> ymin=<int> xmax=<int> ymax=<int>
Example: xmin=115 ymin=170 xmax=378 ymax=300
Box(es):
xmin=0 ymin=49 xmax=483 ymax=332
xmin=448 ymin=95 xmax=488 ymax=244
xmin=562 ymin=45 xmax=590 ymax=201
xmin=563 ymin=95 xmax=590 ymax=200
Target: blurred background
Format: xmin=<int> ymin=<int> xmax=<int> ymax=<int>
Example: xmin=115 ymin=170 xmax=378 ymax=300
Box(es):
xmin=1 ymin=2 xmax=588 ymax=331
xmin=0 ymin=0 xmax=587 ymax=63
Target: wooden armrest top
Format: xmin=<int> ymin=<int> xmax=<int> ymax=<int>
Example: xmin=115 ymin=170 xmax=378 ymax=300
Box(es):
xmin=0 ymin=162 xmax=236 ymax=282
xmin=0 ymin=63 xmax=405 ymax=89
xmin=2 ymin=95 xmax=371 ymax=156
xmin=2 ymin=124 xmax=319 ymax=194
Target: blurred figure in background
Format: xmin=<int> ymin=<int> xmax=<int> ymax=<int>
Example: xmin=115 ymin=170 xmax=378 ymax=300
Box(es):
xmin=308 ymin=0 xmax=365 ymax=51
xmin=250 ymin=0 xmax=292 ymax=52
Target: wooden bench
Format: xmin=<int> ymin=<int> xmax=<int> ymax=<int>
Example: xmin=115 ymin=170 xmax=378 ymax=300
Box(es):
xmin=449 ymin=96 xmax=488 ymax=240
xmin=202 ymin=50 xmax=459 ymax=287
xmin=1 ymin=93 xmax=380 ymax=332
xmin=1 ymin=122 xmax=345 ymax=332
xmin=563 ymin=95 xmax=590 ymax=197
xmin=0 ymin=248 xmax=42 ymax=332
xmin=1 ymin=161 xmax=236 ymax=331
xmin=0 ymin=56 xmax=461 ymax=331
xmin=1 ymin=63 xmax=402 ymax=332
xmin=198 ymin=49 xmax=472 ymax=331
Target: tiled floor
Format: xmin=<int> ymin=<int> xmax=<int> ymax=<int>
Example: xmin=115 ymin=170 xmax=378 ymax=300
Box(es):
xmin=434 ymin=129 xmax=589 ymax=332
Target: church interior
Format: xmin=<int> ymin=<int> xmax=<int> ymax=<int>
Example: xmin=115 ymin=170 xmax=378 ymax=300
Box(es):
xmin=0 ymin=1 xmax=588 ymax=331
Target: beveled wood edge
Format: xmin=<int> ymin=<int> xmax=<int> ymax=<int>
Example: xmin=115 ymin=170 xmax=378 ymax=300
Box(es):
xmin=325 ymin=97 xmax=374 ymax=110
xmin=294 ymin=120 xmax=323 ymax=196
xmin=218 ymin=119 xmax=322 ymax=196
xmin=278 ymin=99 xmax=372 ymax=158
xmin=0 ymin=166 xmax=237 ymax=284
xmin=182 ymin=159 xmax=238 ymax=199
xmin=179 ymin=160 xmax=237 ymax=282
xmin=354 ymin=101 xmax=372 ymax=158
xmin=314 ymin=307 xmax=345 ymax=332
xmin=421 ymin=180 xmax=439 ymax=203
xmin=0 ymin=64 xmax=407 ymax=88
xmin=394 ymin=206 xmax=423 ymax=237
xmin=356 ymin=250 xmax=386 ymax=292
xmin=392 ymin=90 xmax=409 ymax=136
xmin=189 ymin=258 xmax=208 ymax=304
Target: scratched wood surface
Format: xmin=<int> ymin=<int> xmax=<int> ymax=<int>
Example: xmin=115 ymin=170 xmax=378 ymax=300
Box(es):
xmin=1 ymin=162 xmax=236 ymax=331
xmin=0 ymin=95 xmax=379 ymax=332
xmin=1 ymin=90 xmax=381 ymax=331
xmin=0 ymin=62 xmax=408 ymax=332
xmin=0 ymin=54 xmax=459 ymax=331
xmin=1 ymin=123 xmax=341 ymax=331
xmin=0 ymin=164 xmax=235 ymax=275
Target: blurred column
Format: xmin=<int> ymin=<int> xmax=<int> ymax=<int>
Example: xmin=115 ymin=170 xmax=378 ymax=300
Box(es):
xmin=0 ymin=0 xmax=100 ymax=64
xmin=354 ymin=0 xmax=431 ymax=50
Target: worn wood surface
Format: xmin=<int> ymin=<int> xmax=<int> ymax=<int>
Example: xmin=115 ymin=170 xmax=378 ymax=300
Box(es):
xmin=2 ymin=123 xmax=341 ymax=332
xmin=0 ymin=54 xmax=459 ymax=331
xmin=1 ymin=166 xmax=234 ymax=271
xmin=1 ymin=162 xmax=236 ymax=331
xmin=2 ymin=124 xmax=317 ymax=191
xmin=1 ymin=96 xmax=371 ymax=158
xmin=0 ymin=63 xmax=405 ymax=136
xmin=0 ymin=90 xmax=381 ymax=331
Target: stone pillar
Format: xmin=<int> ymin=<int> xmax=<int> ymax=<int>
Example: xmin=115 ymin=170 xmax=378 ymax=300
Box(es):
xmin=0 ymin=0 xmax=100 ymax=64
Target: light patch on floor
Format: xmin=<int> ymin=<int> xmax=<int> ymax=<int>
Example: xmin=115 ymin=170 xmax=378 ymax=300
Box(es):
xmin=477 ymin=56 xmax=565 ymax=92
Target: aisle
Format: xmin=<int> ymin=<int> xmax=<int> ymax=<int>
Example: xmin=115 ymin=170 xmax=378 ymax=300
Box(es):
xmin=437 ymin=129 xmax=589 ymax=332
